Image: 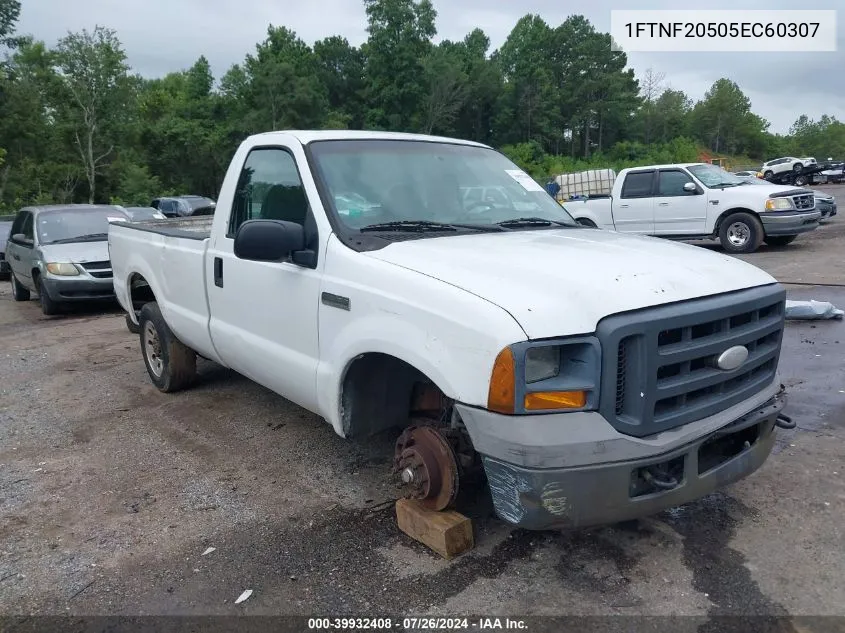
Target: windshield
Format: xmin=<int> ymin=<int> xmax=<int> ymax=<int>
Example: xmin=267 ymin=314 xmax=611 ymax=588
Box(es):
xmin=687 ymin=164 xmax=746 ymax=188
xmin=36 ymin=208 xmax=128 ymax=244
xmin=308 ymin=140 xmax=577 ymax=230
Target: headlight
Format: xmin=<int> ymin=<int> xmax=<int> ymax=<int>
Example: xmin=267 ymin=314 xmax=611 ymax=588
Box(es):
xmin=765 ymin=197 xmax=794 ymax=211
xmin=525 ymin=346 xmax=560 ymax=383
xmin=487 ymin=338 xmax=601 ymax=414
xmin=45 ymin=262 xmax=79 ymax=276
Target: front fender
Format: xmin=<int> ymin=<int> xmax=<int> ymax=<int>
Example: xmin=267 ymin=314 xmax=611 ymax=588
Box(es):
xmin=316 ymin=312 xmax=499 ymax=437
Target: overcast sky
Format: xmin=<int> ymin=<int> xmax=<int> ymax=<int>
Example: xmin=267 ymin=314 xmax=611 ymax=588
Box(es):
xmin=18 ymin=0 xmax=845 ymax=134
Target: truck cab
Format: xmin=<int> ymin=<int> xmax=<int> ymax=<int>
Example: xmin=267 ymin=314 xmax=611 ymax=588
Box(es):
xmin=108 ymin=132 xmax=790 ymax=531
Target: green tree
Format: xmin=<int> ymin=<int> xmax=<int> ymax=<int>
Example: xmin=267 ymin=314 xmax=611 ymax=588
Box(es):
xmin=53 ymin=26 xmax=133 ymax=203
xmin=689 ymin=79 xmax=767 ymax=156
xmin=363 ymin=0 xmax=436 ymax=130
xmin=314 ymin=36 xmax=366 ymax=129
xmin=0 ymin=0 xmax=21 ymax=48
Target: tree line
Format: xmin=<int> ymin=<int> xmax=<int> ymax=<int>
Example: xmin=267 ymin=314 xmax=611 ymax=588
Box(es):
xmin=1 ymin=0 xmax=843 ymax=210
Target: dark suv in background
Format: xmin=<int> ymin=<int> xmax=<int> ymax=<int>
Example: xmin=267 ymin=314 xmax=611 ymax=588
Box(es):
xmin=150 ymin=195 xmax=216 ymax=218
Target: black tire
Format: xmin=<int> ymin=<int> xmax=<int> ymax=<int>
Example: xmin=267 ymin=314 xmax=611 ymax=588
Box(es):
xmin=576 ymin=217 xmax=597 ymax=227
xmin=719 ymin=212 xmax=764 ymax=254
xmin=125 ymin=312 xmax=140 ymax=334
xmin=38 ymin=277 xmax=61 ymax=315
xmin=794 ymin=175 xmax=808 ymax=186
xmin=764 ymin=235 xmax=797 ymax=247
xmin=11 ymin=273 xmax=30 ymax=301
xmin=763 ymin=170 xmax=773 ymax=180
xmin=793 ymin=162 xmax=803 ymax=173
xmin=138 ymin=301 xmax=196 ymax=392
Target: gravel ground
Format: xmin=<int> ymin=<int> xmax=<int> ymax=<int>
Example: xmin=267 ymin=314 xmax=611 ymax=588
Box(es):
xmin=1 ymin=188 xmax=844 ymax=629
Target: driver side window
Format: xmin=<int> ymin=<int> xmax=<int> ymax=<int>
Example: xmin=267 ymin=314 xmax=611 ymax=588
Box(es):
xmin=228 ymin=148 xmax=308 ymax=237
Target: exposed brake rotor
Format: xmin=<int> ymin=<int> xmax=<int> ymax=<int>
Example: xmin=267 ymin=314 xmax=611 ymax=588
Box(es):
xmin=393 ymin=424 xmax=459 ymax=511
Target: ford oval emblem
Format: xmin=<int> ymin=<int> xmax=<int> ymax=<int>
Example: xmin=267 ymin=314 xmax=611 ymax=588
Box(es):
xmin=716 ymin=345 xmax=749 ymax=371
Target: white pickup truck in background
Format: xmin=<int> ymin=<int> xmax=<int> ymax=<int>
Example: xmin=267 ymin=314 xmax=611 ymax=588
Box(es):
xmin=109 ymin=131 xmax=791 ymax=530
xmin=563 ymin=163 xmax=821 ymax=253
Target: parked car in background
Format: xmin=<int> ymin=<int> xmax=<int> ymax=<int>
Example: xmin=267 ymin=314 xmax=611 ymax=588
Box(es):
xmin=734 ymin=170 xmax=761 ymax=179
xmin=5 ymin=204 xmax=129 ymax=315
xmin=816 ymin=163 xmax=844 ymax=184
xmin=760 ymin=157 xmax=811 ymax=179
xmin=0 ymin=214 xmax=14 ymax=279
xmin=151 ymin=195 xmax=216 ymax=218
xmin=733 ymin=175 xmax=837 ymax=220
xmin=563 ymin=163 xmax=820 ymax=253
xmin=120 ymin=206 xmax=167 ymax=221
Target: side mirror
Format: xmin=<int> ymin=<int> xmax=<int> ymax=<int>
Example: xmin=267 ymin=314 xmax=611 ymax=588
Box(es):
xmin=683 ymin=182 xmax=698 ymax=193
xmin=12 ymin=233 xmax=33 ymax=246
xmin=234 ymin=219 xmax=305 ymax=262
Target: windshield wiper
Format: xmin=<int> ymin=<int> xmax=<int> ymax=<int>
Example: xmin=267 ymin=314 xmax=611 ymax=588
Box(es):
xmin=496 ymin=216 xmax=569 ymax=228
xmin=47 ymin=233 xmax=109 ymax=244
xmin=359 ymin=220 xmax=502 ymax=233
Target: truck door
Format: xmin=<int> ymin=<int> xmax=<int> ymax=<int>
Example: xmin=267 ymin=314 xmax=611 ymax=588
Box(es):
xmin=652 ymin=168 xmax=707 ymax=235
xmin=205 ymin=146 xmax=321 ymax=413
xmin=614 ymin=170 xmax=655 ymax=233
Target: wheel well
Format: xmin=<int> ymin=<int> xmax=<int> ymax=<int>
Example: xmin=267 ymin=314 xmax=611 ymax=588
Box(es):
xmin=128 ymin=273 xmax=156 ymax=313
xmin=340 ymin=353 xmax=451 ymax=438
xmin=32 ymin=268 xmax=40 ymax=283
xmin=576 ymin=217 xmax=597 ymax=227
xmin=714 ymin=208 xmax=758 ymax=234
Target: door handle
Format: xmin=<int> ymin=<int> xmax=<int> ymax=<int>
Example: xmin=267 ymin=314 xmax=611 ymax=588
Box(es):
xmin=658 ymin=202 xmax=669 ymax=206
xmin=12 ymin=254 xmax=20 ymax=260
xmin=619 ymin=204 xmax=630 ymax=208
xmin=213 ymin=257 xmax=223 ymax=288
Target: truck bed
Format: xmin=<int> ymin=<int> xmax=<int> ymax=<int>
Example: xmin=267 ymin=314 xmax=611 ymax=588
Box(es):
xmin=123 ymin=215 xmax=213 ymax=240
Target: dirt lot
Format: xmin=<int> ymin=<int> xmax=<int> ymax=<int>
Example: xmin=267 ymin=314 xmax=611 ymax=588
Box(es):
xmin=1 ymin=186 xmax=844 ymax=628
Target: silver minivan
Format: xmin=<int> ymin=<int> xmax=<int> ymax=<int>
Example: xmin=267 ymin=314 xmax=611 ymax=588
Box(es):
xmin=5 ymin=204 xmax=129 ymax=315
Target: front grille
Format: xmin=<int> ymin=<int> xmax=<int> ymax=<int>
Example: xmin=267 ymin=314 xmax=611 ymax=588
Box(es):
xmin=598 ymin=285 xmax=786 ymax=438
xmin=80 ymin=260 xmax=112 ymax=278
xmin=791 ymin=193 xmax=815 ymax=210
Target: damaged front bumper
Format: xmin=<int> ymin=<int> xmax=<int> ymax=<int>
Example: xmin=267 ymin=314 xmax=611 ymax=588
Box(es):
xmin=457 ymin=389 xmax=786 ymax=530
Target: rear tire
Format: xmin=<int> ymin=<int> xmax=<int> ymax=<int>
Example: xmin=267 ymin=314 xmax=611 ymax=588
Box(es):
xmin=764 ymin=235 xmax=797 ymax=247
xmin=763 ymin=170 xmax=773 ymax=180
xmin=138 ymin=301 xmax=196 ymax=392
xmin=793 ymin=162 xmax=803 ymax=173
xmin=39 ymin=277 xmax=61 ymax=315
xmin=125 ymin=312 xmax=140 ymax=334
xmin=719 ymin=212 xmax=764 ymax=254
xmin=11 ymin=274 xmax=30 ymax=301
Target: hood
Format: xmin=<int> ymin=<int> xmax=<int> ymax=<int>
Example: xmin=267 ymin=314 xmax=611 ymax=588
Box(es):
xmin=40 ymin=240 xmax=110 ymax=263
xmin=750 ymin=184 xmax=811 ymax=198
xmin=366 ymin=229 xmax=776 ymax=339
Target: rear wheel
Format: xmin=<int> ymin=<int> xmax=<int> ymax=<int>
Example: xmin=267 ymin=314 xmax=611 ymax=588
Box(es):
xmin=764 ymin=235 xmax=797 ymax=247
xmin=11 ymin=274 xmax=30 ymax=301
xmin=138 ymin=302 xmax=196 ymax=392
xmin=794 ymin=175 xmax=808 ymax=186
xmin=719 ymin=212 xmax=764 ymax=254
xmin=763 ymin=170 xmax=773 ymax=179
xmin=793 ymin=162 xmax=803 ymax=173
xmin=38 ymin=277 xmax=61 ymax=315
xmin=125 ymin=312 xmax=140 ymax=334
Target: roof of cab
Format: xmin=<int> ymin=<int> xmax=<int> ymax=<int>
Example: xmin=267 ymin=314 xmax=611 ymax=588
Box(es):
xmin=251 ymin=129 xmax=492 ymax=149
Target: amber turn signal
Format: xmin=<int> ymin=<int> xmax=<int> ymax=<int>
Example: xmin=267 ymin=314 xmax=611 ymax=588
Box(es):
xmin=524 ymin=390 xmax=587 ymax=410
xmin=487 ymin=347 xmax=516 ymax=414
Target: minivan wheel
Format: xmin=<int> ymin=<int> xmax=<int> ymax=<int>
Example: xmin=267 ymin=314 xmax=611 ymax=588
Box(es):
xmin=719 ymin=212 xmax=764 ymax=253
xmin=39 ymin=278 xmax=61 ymax=315
xmin=11 ymin=274 xmax=30 ymax=301
xmin=138 ymin=301 xmax=196 ymax=392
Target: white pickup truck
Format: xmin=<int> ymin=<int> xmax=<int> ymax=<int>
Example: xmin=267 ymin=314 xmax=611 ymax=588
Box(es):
xmin=564 ymin=163 xmax=821 ymax=253
xmin=109 ymin=131 xmax=791 ymax=530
